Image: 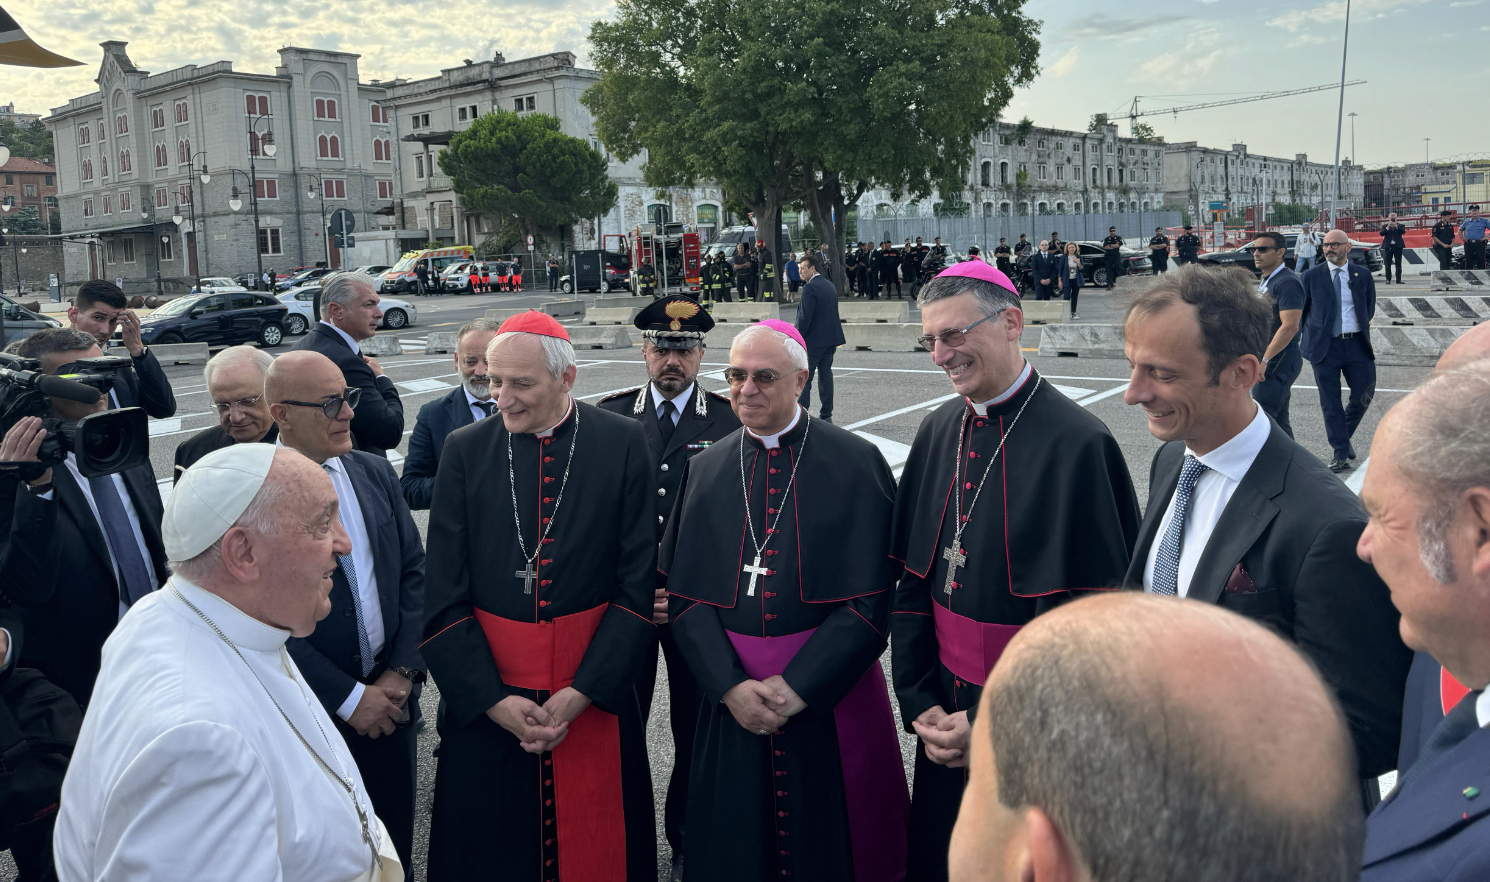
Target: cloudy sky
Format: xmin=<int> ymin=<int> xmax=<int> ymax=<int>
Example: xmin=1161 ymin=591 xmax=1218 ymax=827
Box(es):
xmin=7 ymin=0 xmax=1485 ymax=167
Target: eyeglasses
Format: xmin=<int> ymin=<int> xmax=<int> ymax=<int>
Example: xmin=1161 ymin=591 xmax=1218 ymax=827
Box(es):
xmin=724 ymin=367 xmax=785 ymax=386
xmin=280 ymin=386 xmax=361 ymax=419
xmin=214 ymin=394 xmax=264 ymax=414
xmin=1322 ymin=240 xmax=1351 ymax=249
xmin=917 ymin=312 xmax=1001 ymax=350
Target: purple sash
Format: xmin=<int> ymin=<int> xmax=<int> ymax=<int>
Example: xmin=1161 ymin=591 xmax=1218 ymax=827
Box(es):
xmin=932 ymin=603 xmax=1021 ymax=687
xmin=727 ymin=628 xmax=909 ymax=882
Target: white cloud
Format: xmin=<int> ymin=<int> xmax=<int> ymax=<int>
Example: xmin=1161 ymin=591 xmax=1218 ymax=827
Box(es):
xmin=1046 ymin=46 xmax=1079 ymax=77
xmin=1449 ymin=0 xmax=1484 ymax=6
xmin=1267 ymin=0 xmax=1432 ymax=32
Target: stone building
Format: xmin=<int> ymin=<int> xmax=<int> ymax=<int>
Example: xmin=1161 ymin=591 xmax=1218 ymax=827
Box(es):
xmin=0 ymin=102 xmax=42 ymax=126
xmin=1363 ymin=162 xmax=1481 ymax=211
xmin=0 ymin=156 xmax=58 ymax=229
xmin=1162 ymin=142 xmax=1364 ymax=220
xmin=45 ymin=42 xmax=395 ymax=291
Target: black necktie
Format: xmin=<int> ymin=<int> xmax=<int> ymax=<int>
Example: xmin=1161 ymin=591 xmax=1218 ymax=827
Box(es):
xmin=658 ymin=399 xmax=676 ymax=445
xmin=475 ymin=401 xmax=496 ymax=419
xmin=1401 ymin=689 xmax=1484 ymax=789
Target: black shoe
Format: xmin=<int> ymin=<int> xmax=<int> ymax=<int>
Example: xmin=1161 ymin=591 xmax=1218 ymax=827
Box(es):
xmin=1328 ymin=457 xmax=1352 ymax=473
xmin=1348 ymin=445 xmax=1359 ymax=460
xmin=820 ymin=415 xmax=833 ymax=424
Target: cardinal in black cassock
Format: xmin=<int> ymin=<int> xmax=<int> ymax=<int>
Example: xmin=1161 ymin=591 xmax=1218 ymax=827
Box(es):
xmin=660 ymin=320 xmax=909 ymax=882
xmin=890 ymin=264 xmax=1141 ymax=882
xmin=422 ymin=311 xmax=657 ymax=882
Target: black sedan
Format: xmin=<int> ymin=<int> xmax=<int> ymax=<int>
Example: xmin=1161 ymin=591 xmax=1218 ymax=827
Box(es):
xmin=1198 ymin=234 xmax=1383 ymax=277
xmin=1067 ymin=242 xmax=1153 ymax=287
xmin=136 ymin=291 xmax=289 ymax=348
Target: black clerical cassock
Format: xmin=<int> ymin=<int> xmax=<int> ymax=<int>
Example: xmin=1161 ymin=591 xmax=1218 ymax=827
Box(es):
xmin=890 ymin=366 xmax=1142 ymax=882
xmin=661 ymin=411 xmax=909 ymax=882
xmin=422 ymin=399 xmax=658 ymax=882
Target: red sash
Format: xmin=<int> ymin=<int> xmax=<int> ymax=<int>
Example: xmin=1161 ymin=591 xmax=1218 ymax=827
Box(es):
xmin=932 ymin=603 xmax=1020 ymax=687
xmin=473 ymin=606 xmax=625 ymax=881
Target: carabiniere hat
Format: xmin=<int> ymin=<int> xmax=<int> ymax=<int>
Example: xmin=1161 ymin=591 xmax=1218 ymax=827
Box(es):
xmin=634 ymin=294 xmax=714 ymax=350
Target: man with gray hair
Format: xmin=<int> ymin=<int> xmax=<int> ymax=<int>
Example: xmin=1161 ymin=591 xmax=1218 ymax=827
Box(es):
xmin=890 ymin=260 xmax=1140 ymax=882
xmin=291 ymin=271 xmax=404 ymax=458
xmin=1357 ymin=363 xmax=1490 ymax=880
xmin=949 ymin=592 xmax=1365 ymax=882
xmin=402 ymin=318 xmax=501 ymax=510
xmin=174 ymin=345 xmax=278 ymax=480
xmin=421 ymin=310 xmax=658 ymax=879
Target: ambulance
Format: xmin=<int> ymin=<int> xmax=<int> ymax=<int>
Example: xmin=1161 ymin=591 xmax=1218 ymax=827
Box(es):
xmin=379 ymin=246 xmax=475 ymax=296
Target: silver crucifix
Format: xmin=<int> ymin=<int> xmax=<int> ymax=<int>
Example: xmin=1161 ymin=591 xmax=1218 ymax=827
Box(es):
xmin=742 ymin=553 xmax=769 ymax=597
xmin=942 ymin=545 xmax=966 ymax=595
xmin=515 ymin=562 xmax=537 ymax=594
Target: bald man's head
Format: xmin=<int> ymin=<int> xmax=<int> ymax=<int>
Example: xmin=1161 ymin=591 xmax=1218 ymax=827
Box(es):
xmin=1437 ymin=323 xmax=1490 ymax=372
xmin=266 ymin=351 xmax=357 ymax=464
xmin=949 ymin=594 xmax=1362 ymax=882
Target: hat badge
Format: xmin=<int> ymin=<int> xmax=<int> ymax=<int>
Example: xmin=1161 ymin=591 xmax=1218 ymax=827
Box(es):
xmin=664 ymin=299 xmax=700 ymax=331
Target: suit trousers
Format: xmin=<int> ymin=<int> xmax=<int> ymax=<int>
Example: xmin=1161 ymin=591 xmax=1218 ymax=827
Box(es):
xmin=1434 ymin=244 xmax=1453 ymax=270
xmin=1383 ymin=246 xmax=1404 ymax=283
xmin=1254 ymin=345 xmax=1303 ymax=437
xmin=800 ymin=345 xmax=837 ymax=418
xmin=635 ymin=623 xmax=700 ymax=852
xmin=335 ymin=712 xmax=418 ymax=872
xmin=1035 ymin=278 xmax=1054 ymax=301
xmin=1062 ymin=279 xmax=1080 ymax=313
xmin=1468 ymin=240 xmax=1488 ymax=270
xmin=1311 ymin=334 xmax=1376 ymax=458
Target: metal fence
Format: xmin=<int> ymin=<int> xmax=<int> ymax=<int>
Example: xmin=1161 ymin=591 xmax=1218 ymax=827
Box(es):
xmin=790 ymin=210 xmax=1183 ymax=255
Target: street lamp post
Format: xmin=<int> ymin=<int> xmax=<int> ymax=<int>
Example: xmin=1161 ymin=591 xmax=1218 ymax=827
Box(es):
xmin=141 ymin=209 xmax=164 ymax=299
xmin=1329 ymin=0 xmax=1352 ymax=229
xmin=1 ymin=222 xmax=17 ymax=295
xmin=181 ymin=151 xmax=210 ymax=290
xmin=234 ymin=114 xmax=276 ymax=287
xmin=301 ymin=172 xmax=330 ymax=268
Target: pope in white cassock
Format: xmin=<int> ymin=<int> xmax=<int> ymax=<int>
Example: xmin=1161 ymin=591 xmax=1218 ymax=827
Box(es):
xmin=53 ymin=443 xmax=403 ymax=882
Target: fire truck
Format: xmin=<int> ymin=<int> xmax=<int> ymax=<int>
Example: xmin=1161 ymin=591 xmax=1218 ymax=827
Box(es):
xmin=617 ymin=223 xmax=701 ymax=298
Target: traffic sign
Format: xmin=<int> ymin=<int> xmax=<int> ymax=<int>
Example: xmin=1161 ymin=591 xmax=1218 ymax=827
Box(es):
xmin=526 ymin=234 xmax=534 ymax=245
xmin=329 ymin=208 xmax=356 ymax=237
xmin=333 ymin=234 xmax=355 ymax=248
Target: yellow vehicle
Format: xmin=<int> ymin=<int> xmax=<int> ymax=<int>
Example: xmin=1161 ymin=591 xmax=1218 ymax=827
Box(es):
xmin=379 ymin=246 xmax=475 ymax=295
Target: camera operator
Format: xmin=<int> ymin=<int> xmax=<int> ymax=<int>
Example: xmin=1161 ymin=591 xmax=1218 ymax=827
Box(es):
xmin=66 ymin=280 xmax=177 ymax=418
xmin=0 ymin=329 xmax=166 ymax=710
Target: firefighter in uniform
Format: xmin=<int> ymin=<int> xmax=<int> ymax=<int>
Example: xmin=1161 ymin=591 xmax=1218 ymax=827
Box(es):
xmin=758 ymin=242 xmax=776 ymax=300
xmin=1149 ymin=227 xmax=1170 ymax=274
xmin=1176 ymin=225 xmax=1202 ymax=265
xmin=1101 ymin=226 xmax=1125 ymax=289
xmin=638 ymin=260 xmax=658 ymax=298
xmin=597 ymin=295 xmax=741 ymax=872
xmin=1432 ymin=211 xmax=1457 ymax=271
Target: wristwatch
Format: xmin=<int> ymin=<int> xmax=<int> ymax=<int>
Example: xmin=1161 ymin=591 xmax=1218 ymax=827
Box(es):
xmin=390 ymin=666 xmax=426 ymax=684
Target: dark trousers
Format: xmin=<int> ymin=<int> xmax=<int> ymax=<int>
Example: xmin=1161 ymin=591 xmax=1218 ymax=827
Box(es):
xmin=800 ymin=345 xmax=836 ymax=418
xmin=1311 ymin=334 xmax=1376 ymax=458
xmin=334 ymin=713 xmax=418 ymax=871
xmin=11 ymin=820 xmax=58 ymax=882
xmin=636 ymin=623 xmax=700 ymax=852
xmin=1062 ymin=280 xmax=1080 ymax=313
xmin=548 ymin=270 xmax=559 ymax=292
xmin=1034 ymin=279 xmax=1054 ymax=301
xmin=866 ymin=269 xmax=880 ymax=299
xmin=885 ymin=271 xmax=902 ymax=298
xmin=1254 ymin=345 xmax=1303 ymax=437
xmin=1103 ymin=253 xmax=1121 ymax=288
xmin=736 ymin=275 xmax=756 ymax=301
xmin=1152 ymin=252 xmax=1168 ymax=273
xmin=1468 ymin=240 xmax=1488 ymax=270
xmin=1434 ymin=243 xmax=1453 ymax=270
xmin=1383 ymin=246 xmax=1404 ymax=283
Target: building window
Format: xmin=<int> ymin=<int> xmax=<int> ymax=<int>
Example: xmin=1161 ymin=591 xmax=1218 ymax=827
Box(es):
xmin=1117 ymin=168 xmax=1124 ymax=185
xmin=23 ymin=183 xmax=35 ymax=197
xmin=258 ymin=227 xmax=282 ymax=255
xmin=160 ymin=235 xmax=174 ymax=261
xmin=1106 ymin=167 xmax=1114 ymax=185
xmin=1056 ymin=142 xmax=1063 ymax=151
xmin=155 ymin=187 xmax=168 ymax=207
xmin=119 ymin=149 xmax=132 ymax=173
xmin=96 ymin=122 xmax=104 ymax=142
xmin=154 ymin=143 xmax=167 ymax=168
xmin=1090 ymin=144 xmax=1098 ymax=154
xmin=999 ymin=161 xmax=1008 ymax=185
xmin=1038 ymin=164 xmax=1047 ymax=180
xmin=323 ymin=178 xmax=346 ymax=199
xmin=314 ymin=97 xmax=339 ymax=120
xmin=151 ymin=107 xmax=165 ymax=129
xmin=373 ymin=138 xmax=393 ymax=162
xmin=317 ymin=134 xmax=341 ymax=159
xmin=1106 ymin=143 xmax=1113 ymax=154
xmin=248 ymin=132 xmax=263 ymax=156
xmin=178 ymin=185 xmax=192 ymax=206
xmin=1055 ymin=201 xmax=1065 ymax=212
xmin=245 ymin=94 xmax=271 ymax=116
xmin=979 ymin=129 xmax=993 ymax=145
xmin=1073 ymin=201 xmax=1083 ymax=213
xmin=980 ymin=162 xmax=991 ymax=188
xmin=514 ymin=95 xmax=537 ymax=112
xmin=116 ymin=114 xmax=129 ymax=135
xmin=104 ymin=240 xmax=114 ymax=263
xmin=118 ymin=190 xmax=131 ymax=212
xmin=416 ymin=155 xmax=425 ymax=179
xmin=81 ymin=159 xmax=93 ymax=182
xmin=370 ymin=104 xmax=388 ymax=124
xmin=1056 ymin=165 xmax=1064 ymax=181
xmin=175 ymin=101 xmax=189 ymax=124
xmin=377 ymin=180 xmax=394 ymax=199
xmin=103 ymin=195 xmax=113 ymax=215
xmin=83 ymin=198 xmax=94 ymax=217
xmin=458 ymin=106 xmax=468 ymax=122
xmin=695 ymin=203 xmax=718 ymax=239
xmin=254 ymin=178 xmax=278 ymax=199
xmin=101 ymin=154 xmax=109 ymax=178
xmin=1091 ymin=166 xmax=1098 ymax=185
xmin=77 ymin=127 xmax=90 ymax=146
xmin=179 ymin=138 xmax=192 ymax=164
xmin=1037 ymin=138 xmax=1046 ymax=148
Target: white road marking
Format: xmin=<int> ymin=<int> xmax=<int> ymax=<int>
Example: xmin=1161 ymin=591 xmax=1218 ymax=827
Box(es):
xmin=157 ymin=478 xmax=174 ymax=505
xmin=397 ymin=378 xmax=454 ymax=393
xmin=842 ymin=394 xmax=960 ymax=430
xmin=1346 ymin=456 xmax=1369 ymax=494
xmin=1075 ymin=385 xmax=1130 ymax=406
xmin=147 ymin=418 xmax=182 ymax=437
xmin=1050 ymin=384 xmax=1097 ymax=400
xmin=854 ymin=432 xmax=912 ymax=470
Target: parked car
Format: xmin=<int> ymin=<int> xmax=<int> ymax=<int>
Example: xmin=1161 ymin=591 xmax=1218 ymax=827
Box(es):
xmin=559 ymin=250 xmax=632 ymax=294
xmin=273 ymin=266 xmax=334 ymax=292
xmin=354 ymin=265 xmax=392 ymax=277
xmin=1066 ymin=242 xmax=1153 ymax=287
xmin=1197 ymin=235 xmax=1383 ymax=277
xmin=277 ymin=285 xmax=417 ymax=335
xmin=194 ymin=276 xmax=249 ymax=295
xmin=0 ymin=293 xmax=64 ymax=349
xmin=440 ymin=261 xmax=475 ymax=293
xmin=136 ymin=291 xmax=289 ymax=348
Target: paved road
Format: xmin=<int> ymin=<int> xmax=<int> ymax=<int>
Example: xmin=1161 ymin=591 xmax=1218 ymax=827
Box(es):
xmin=4 ymin=281 xmax=1426 ymax=880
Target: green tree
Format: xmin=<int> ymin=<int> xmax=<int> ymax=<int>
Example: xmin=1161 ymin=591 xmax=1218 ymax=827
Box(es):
xmin=1012 ymin=116 xmax=1035 ymax=143
xmin=1130 ymin=121 xmax=1160 ymax=142
xmin=438 ymin=110 xmax=616 ymax=249
xmin=1269 ymin=203 xmax=1316 ymax=225
xmin=1087 ymin=112 xmax=1109 ymax=133
xmin=5 ymin=206 xmax=44 ymax=235
xmin=0 ymin=118 xmax=54 ymax=164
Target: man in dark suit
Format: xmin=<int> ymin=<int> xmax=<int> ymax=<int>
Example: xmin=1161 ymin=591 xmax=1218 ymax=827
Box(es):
xmin=794 ymin=252 xmax=845 ymax=423
xmin=1300 ymin=228 xmax=1377 ymax=472
xmin=0 ymin=329 xmax=167 ymax=708
xmin=1356 ymin=365 xmax=1490 ymax=880
xmin=67 ymin=279 xmax=176 ymax=418
xmin=172 ymin=345 xmax=278 ymax=481
xmin=1250 ymin=230 xmax=1306 ymax=437
xmin=402 ymin=319 xmax=500 ymax=510
xmin=290 ymin=272 xmax=404 ymax=458
xmin=268 ymin=350 xmax=426 ymax=871
xmin=1120 ymin=265 xmax=1410 ymax=780
xmin=1031 ymin=239 xmax=1059 ymax=301
xmin=598 ymin=296 xmax=739 ymax=874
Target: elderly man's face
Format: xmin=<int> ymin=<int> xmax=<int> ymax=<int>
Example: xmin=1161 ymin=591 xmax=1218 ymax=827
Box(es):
xmin=644 ymin=339 xmax=705 ymax=397
xmin=211 ymin=362 xmax=274 ymax=443
xmin=457 ymin=329 xmax=498 ymax=400
xmin=254 ymin=459 xmax=350 ymax=637
xmin=487 ymin=334 xmax=576 ymax=434
xmin=40 ymin=345 xmax=108 ymax=421
xmin=327 ymin=283 xmax=383 ymax=341
xmin=922 ymin=292 xmax=1021 ymax=404
xmin=728 ymin=333 xmax=807 ymax=434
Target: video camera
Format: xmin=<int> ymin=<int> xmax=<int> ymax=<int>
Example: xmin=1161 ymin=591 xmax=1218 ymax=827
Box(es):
xmin=0 ymin=352 xmax=149 ymax=482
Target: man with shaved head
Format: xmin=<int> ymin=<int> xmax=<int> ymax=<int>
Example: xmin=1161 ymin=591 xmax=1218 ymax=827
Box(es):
xmin=267 ymin=350 xmax=427 ymax=870
xmin=949 ymin=593 xmax=1364 ymax=882
xmin=1299 ymin=228 xmax=1378 ymax=472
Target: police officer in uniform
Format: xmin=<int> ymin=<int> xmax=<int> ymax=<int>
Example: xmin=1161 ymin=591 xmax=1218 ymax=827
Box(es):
xmin=1149 ymin=227 xmax=1170 ymax=274
xmin=1432 ymin=210 xmax=1457 ymax=271
xmin=1101 ymin=226 xmax=1125 ymax=289
xmin=880 ymin=240 xmax=901 ymax=298
xmin=1460 ymin=204 xmax=1489 ymax=270
xmin=1176 ymin=224 xmax=1202 ymax=265
xmin=855 ymin=242 xmax=873 ymax=297
xmin=1048 ymin=231 xmax=1063 ymax=256
xmin=1380 ymin=212 xmax=1407 ymax=284
xmin=598 ymin=296 xmax=740 ymax=874
xmin=932 ymin=236 xmax=949 ymax=261
xmin=844 ymin=244 xmax=861 ymax=296
xmin=994 ymin=238 xmax=1013 ymax=276
xmin=1013 ymin=234 xmax=1031 ymax=258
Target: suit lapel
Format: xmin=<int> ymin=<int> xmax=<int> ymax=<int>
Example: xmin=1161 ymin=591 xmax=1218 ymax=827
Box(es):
xmin=54 ymin=468 xmax=113 ymax=576
xmin=448 ymin=388 xmax=476 ymax=430
xmin=342 ymin=455 xmax=398 ymax=628
xmin=1184 ymin=423 xmax=1289 ymax=605
xmin=1125 ymin=444 xmax=1182 ymax=587
xmin=119 ymin=465 xmax=166 ymax=582
xmin=636 ymin=386 xmax=667 ymax=455
xmin=1365 ymin=726 xmax=1490 ymax=867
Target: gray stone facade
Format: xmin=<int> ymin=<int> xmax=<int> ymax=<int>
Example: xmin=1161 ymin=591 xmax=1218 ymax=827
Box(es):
xmin=1163 ymin=141 xmax=1364 ymax=219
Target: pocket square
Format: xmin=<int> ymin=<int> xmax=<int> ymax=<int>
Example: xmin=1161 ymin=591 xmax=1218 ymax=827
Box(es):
xmin=1223 ymin=563 xmax=1258 ymax=594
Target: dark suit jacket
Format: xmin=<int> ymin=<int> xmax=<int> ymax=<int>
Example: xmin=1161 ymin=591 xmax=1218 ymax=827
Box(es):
xmin=288 ymin=451 xmax=426 ymax=716
xmin=172 ymin=423 xmax=279 ymax=483
xmin=1057 ymin=254 xmax=1085 ymax=293
xmin=795 ymin=275 xmax=846 ymax=349
xmin=1124 ymin=420 xmax=1411 ymax=776
xmin=0 ymin=463 xmax=166 ymax=706
xmin=1396 ymin=650 xmax=1453 ymax=774
xmin=291 ymin=323 xmax=405 ymax=457
xmin=401 ymin=387 xmax=476 ymax=511
xmin=1031 ymin=251 xmax=1059 ymax=288
xmin=1299 ymin=260 xmax=1376 ymax=362
xmin=110 ymin=348 xmax=177 ymax=419
xmin=1363 ymin=725 xmax=1490 ymax=881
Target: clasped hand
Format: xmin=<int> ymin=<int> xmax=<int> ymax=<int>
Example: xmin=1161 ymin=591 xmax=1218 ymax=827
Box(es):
xmin=911 ymin=705 xmax=971 ymax=768
xmin=488 ymin=686 xmax=591 ymax=754
xmin=723 ymin=675 xmax=806 ymax=734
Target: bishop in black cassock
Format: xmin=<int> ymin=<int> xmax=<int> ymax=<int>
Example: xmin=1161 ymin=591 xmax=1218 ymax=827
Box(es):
xmin=891 ymin=264 xmax=1141 ymax=882
xmin=660 ymin=321 xmax=909 ymax=882
xmin=422 ymin=313 xmax=657 ymax=882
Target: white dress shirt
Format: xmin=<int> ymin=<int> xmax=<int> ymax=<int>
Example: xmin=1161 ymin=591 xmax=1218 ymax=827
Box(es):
xmin=1143 ymin=405 xmax=1271 ymax=597
xmin=54 ymin=577 xmax=386 ymax=882
xmin=322 ymin=455 xmax=386 ymax=720
xmin=970 ymin=361 xmax=1032 ymax=415
xmin=747 ymin=406 xmax=802 ymax=449
xmin=1332 ymin=264 xmax=1360 ymax=333
xmin=1476 ymin=689 xmax=1490 ymax=729
xmin=651 ymin=382 xmax=695 ymax=427
xmin=54 ymin=454 xmax=160 ymax=619
xmin=463 ymin=387 xmax=494 ymax=423
xmin=320 ymin=320 xmax=362 ymax=355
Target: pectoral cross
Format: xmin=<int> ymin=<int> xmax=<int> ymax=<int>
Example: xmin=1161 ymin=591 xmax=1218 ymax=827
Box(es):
xmin=742 ymin=553 xmax=769 ymax=597
xmin=942 ymin=545 xmax=967 ymax=595
xmin=515 ymin=561 xmax=536 ymax=594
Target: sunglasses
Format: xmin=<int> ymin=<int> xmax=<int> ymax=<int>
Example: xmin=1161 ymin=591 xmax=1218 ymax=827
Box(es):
xmin=1252 ymin=246 xmax=1278 ymax=253
xmin=917 ymin=312 xmax=1001 ymax=350
xmin=724 ymin=367 xmax=786 ymax=386
xmin=280 ymin=386 xmax=361 ymax=419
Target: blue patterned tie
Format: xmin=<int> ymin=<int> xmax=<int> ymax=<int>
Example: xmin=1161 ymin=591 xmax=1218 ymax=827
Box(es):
xmin=1333 ymin=267 xmax=1346 ymax=336
xmin=325 ymin=464 xmax=374 ymax=678
xmin=87 ymin=474 xmax=156 ymax=606
xmin=1151 ymin=455 xmax=1210 ymax=597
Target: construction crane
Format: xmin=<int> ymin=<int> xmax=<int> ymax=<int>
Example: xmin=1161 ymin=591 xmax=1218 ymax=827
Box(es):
xmin=1127 ymin=81 xmax=1367 ymax=135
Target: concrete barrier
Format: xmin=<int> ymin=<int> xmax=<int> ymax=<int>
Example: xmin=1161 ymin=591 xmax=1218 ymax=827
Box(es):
xmin=1430 ymin=270 xmax=1490 ymax=291
xmin=838 ymin=301 xmax=910 ymax=323
xmin=1037 ymin=322 xmax=1465 ymax=367
xmin=710 ymin=302 xmax=779 ymax=322
xmin=542 ymin=300 xmax=587 ymax=319
xmin=1376 ymin=296 xmax=1490 ymax=325
xmin=568 ymin=326 xmax=632 ymax=350
xmin=586 ymin=307 xmax=641 ymax=325
xmin=842 ymin=323 xmax=926 ymax=352
xmin=423 ymin=331 xmax=459 ymax=354
xmin=1020 ymin=301 xmax=1066 ymax=325
xmin=483 ymin=308 xmax=532 ymax=323
xmin=592 ymin=296 xmax=649 ymax=309
xmin=1036 ymin=324 xmax=1126 ymax=359
xmin=149 ymin=342 xmax=210 ymax=365
xmin=361 ymin=335 xmax=404 ymax=357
